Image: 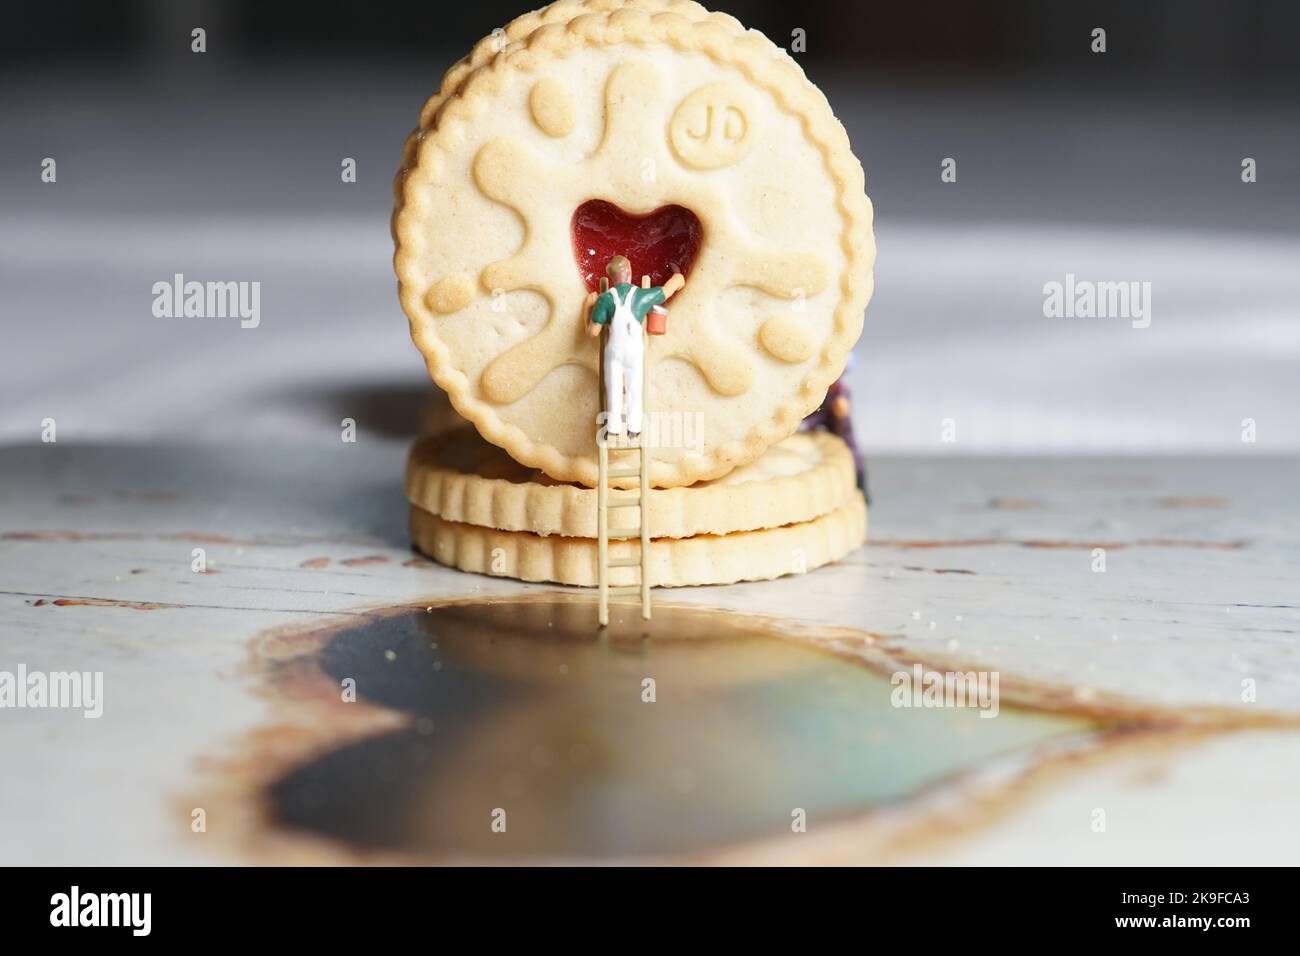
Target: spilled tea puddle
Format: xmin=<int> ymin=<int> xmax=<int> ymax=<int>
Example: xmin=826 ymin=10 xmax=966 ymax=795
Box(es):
xmin=267 ymin=600 xmax=1095 ymax=861
xmin=197 ymin=596 xmax=1100 ymax=863
xmin=195 ymin=594 xmax=1287 ymax=864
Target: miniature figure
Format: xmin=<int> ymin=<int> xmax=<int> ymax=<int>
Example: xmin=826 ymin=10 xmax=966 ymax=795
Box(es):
xmin=585 ymin=255 xmax=684 ymax=438
xmin=801 ymin=352 xmax=867 ymax=498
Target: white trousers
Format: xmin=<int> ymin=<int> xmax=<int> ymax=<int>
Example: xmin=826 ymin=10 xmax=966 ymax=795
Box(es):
xmin=604 ymin=328 xmax=644 ymax=435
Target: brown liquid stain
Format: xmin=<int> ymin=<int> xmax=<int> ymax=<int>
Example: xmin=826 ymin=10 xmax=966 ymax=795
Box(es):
xmin=340 ymin=555 xmax=390 ymax=567
xmin=32 ymin=596 xmax=180 ymax=611
xmin=300 ymin=557 xmax=331 ymax=569
xmin=184 ymin=593 xmax=1299 ymax=865
xmin=1125 ymin=537 xmax=1246 ymax=550
xmin=985 ymin=497 xmax=1045 ymax=510
xmin=1156 ymin=496 xmax=1228 ymax=509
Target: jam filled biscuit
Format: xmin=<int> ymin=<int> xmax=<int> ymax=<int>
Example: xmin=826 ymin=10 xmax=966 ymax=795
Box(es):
xmin=409 ymin=493 xmax=867 ymax=588
xmin=405 ymin=426 xmax=859 ymax=539
xmin=394 ymin=1 xmax=875 ymax=488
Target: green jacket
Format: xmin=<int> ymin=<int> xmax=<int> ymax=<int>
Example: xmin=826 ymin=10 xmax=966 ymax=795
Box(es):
xmin=590 ymin=283 xmax=666 ymax=326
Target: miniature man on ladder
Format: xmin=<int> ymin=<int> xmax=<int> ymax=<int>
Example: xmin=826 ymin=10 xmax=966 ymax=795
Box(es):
xmin=585 ymin=255 xmax=686 ymax=625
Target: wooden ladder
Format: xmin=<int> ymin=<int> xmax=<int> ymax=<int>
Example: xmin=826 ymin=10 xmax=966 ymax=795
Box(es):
xmin=597 ymin=275 xmax=652 ymax=626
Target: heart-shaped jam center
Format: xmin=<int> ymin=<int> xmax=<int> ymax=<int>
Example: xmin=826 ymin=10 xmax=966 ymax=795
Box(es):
xmin=571 ymin=199 xmax=703 ymax=292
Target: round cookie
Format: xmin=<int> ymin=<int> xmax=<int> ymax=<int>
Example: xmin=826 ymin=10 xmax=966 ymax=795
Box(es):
xmin=406 ymin=426 xmax=858 ymax=539
xmin=394 ymin=1 xmax=875 ymax=488
xmin=409 ymin=493 xmax=867 ymax=588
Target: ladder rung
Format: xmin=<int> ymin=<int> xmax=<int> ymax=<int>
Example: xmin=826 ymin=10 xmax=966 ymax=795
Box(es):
xmin=606 ymin=557 xmax=642 ymax=568
xmin=608 ymin=499 xmax=641 ymax=509
xmin=607 ymin=529 xmax=642 ymax=539
xmin=606 ymin=467 xmax=641 ymax=479
xmin=606 ymin=586 xmax=645 ymax=596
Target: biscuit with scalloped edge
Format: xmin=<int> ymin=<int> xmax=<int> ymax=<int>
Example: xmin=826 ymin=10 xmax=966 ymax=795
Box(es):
xmin=409 ymin=493 xmax=866 ymax=587
xmin=394 ymin=2 xmax=874 ymax=488
xmin=406 ymin=426 xmax=857 ymax=539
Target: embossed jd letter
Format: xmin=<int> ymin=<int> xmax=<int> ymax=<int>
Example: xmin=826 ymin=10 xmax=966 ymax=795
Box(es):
xmin=670 ymin=83 xmax=756 ymax=170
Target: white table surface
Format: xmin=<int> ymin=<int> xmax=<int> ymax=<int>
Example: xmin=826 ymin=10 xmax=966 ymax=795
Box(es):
xmin=2 ymin=439 xmax=1297 ymax=864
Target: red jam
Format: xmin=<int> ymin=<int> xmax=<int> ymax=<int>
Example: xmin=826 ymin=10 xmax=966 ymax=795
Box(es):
xmin=571 ymin=199 xmax=703 ymax=292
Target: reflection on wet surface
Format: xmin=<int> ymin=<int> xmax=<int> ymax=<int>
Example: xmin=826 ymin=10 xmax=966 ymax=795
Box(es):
xmin=268 ymin=598 xmax=1097 ymax=861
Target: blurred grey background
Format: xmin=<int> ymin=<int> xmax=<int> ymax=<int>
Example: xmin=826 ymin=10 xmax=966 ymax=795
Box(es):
xmin=1 ymin=0 xmax=1297 ymax=453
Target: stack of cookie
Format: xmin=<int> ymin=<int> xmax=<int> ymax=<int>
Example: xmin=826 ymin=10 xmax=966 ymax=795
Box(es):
xmin=405 ymin=423 xmax=865 ymax=587
xmin=392 ymin=0 xmax=875 ymax=588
